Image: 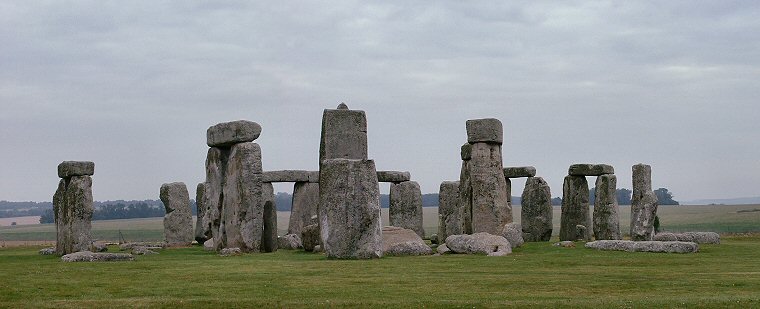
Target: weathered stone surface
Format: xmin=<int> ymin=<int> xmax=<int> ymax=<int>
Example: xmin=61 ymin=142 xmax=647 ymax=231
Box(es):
xmin=382 ymin=226 xmax=432 ymax=256
xmin=160 ymin=182 xmax=193 ymax=247
xmin=206 ymin=120 xmax=262 ymax=147
xmin=376 ymin=171 xmax=411 ymax=183
xmin=460 ymin=143 xmax=472 ymax=160
xmin=132 ymin=246 xmax=158 ymax=255
xmin=319 ymin=107 xmax=368 ymax=165
xmin=202 ymin=147 xmax=227 ymax=250
xmin=469 ymin=142 xmax=511 ymax=235
xmin=319 ymin=159 xmax=382 ymax=259
xmin=568 ymin=164 xmax=615 ymax=176
xmin=93 ymin=242 xmax=108 ymax=252
xmin=459 ymin=160 xmax=473 ymax=234
xmin=301 ymin=222 xmax=321 ymax=252
xmin=307 ymin=171 xmax=320 ymax=183
xmin=61 ymin=251 xmax=134 ymax=262
xmin=593 ymin=174 xmax=621 ymax=240
xmin=653 ymin=232 xmax=720 ymax=244
xmin=444 ymin=233 xmax=512 ymax=256
xmin=119 ymin=242 xmax=165 ymax=251
xmin=57 ymin=161 xmax=94 ymax=178
xmin=585 ymin=240 xmax=698 ymax=253
xmin=261 ymin=182 xmax=278 ymax=252
xmin=505 ymin=178 xmax=512 ymax=205
xmin=501 ymin=223 xmax=523 ymax=249
xmin=53 ymin=175 xmax=94 ymax=255
xmin=560 ymin=175 xmax=592 ymax=241
xmin=389 ymin=181 xmax=424 ymax=237
xmin=631 ymin=164 xmax=658 ymax=241
xmin=553 ymin=241 xmax=576 ymax=248
xmin=194 ymin=183 xmax=207 ymax=244
xmin=337 ymin=102 xmax=348 ymax=109
xmin=222 ymin=142 xmax=265 ymax=252
xmin=278 ymin=234 xmax=303 ymax=250
xmin=219 ymin=247 xmax=242 ymax=256
xmin=203 ymin=239 xmax=214 ymax=251
xmin=288 ymin=182 xmax=319 ymax=236
xmin=503 ymin=166 xmax=536 ymax=178
xmin=437 ymin=244 xmax=451 ymax=254
xmin=521 ymin=177 xmax=553 ymax=242
xmin=39 ymin=247 xmax=56 ymax=255
xmin=438 ymin=181 xmax=461 ymax=244
xmin=262 ymin=170 xmax=314 ymax=183
xmin=466 ymin=118 xmax=503 ymax=144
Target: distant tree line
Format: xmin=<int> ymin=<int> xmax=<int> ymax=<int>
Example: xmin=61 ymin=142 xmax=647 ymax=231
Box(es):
xmin=39 ymin=200 xmax=198 ymax=224
xmin=588 ymin=187 xmax=678 ymax=205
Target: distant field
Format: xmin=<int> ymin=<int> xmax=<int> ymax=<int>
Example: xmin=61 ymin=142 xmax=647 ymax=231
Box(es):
xmin=1 ymin=204 xmax=758 ymax=243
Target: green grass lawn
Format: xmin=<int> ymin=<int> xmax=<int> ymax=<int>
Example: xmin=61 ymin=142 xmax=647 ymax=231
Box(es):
xmin=1 ymin=235 xmax=759 ymax=308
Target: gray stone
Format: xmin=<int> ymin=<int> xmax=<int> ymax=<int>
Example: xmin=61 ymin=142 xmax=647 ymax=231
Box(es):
xmin=469 ymin=142 xmax=511 ymax=235
xmin=132 ymin=246 xmax=158 ymax=255
xmin=288 ymin=182 xmax=319 ymax=236
xmin=437 ymin=244 xmax=451 ymax=254
xmin=307 ymin=171 xmax=320 ymax=183
xmin=57 ymin=161 xmax=94 ymax=178
xmin=631 ymin=164 xmax=658 ymax=241
xmin=459 ymin=159 xmax=473 ymax=234
xmin=221 ymin=142 xmax=265 ymax=252
xmin=319 ymin=107 xmax=368 ymax=166
xmin=389 ymin=181 xmax=424 ymax=237
xmin=203 ymin=239 xmax=214 ymax=251
xmin=194 ymin=183 xmax=207 ymax=244
xmin=503 ymin=166 xmax=536 ymax=178
xmin=337 ymin=102 xmax=349 ymax=109
xmin=53 ymin=175 xmax=94 ymax=255
xmin=119 ymin=242 xmax=165 ymax=251
xmin=219 ymin=247 xmax=242 ymax=256
xmin=553 ymin=241 xmax=575 ymax=248
xmin=576 ymin=225 xmax=588 ymax=240
xmin=654 ymin=232 xmax=720 ymax=244
xmin=560 ymin=175 xmax=592 ymax=241
xmin=206 ymin=120 xmax=262 ymax=147
xmin=568 ymin=164 xmax=615 ymax=176
xmin=202 ymin=147 xmax=227 ymax=250
xmin=301 ymin=222 xmax=321 ymax=252
xmin=437 ymin=181 xmax=461 ymax=244
xmin=92 ymin=242 xmax=108 ymax=252
xmin=278 ymin=234 xmax=303 ymax=250
xmin=319 ymin=159 xmax=382 ymax=259
xmin=593 ymin=174 xmax=621 ymax=240
xmin=313 ymin=245 xmax=323 ymax=253
xmin=460 ymin=143 xmax=472 ymax=160
xmin=444 ymin=233 xmax=512 ymax=256
xmin=261 ymin=182 xmax=278 ymax=252
xmin=521 ymin=177 xmax=553 ymax=242
xmin=501 ymin=223 xmax=523 ymax=248
xmin=382 ymin=226 xmax=432 ymax=256
xmin=430 ymin=234 xmax=439 ymax=245
xmin=39 ymin=247 xmax=56 ymax=255
xmin=160 ymin=182 xmax=193 ymax=247
xmin=262 ymin=170 xmax=313 ymax=183
xmin=466 ymin=118 xmax=503 ymax=144
xmin=505 ymin=178 xmax=512 ymax=205
xmin=61 ymin=251 xmax=134 ymax=262
xmin=585 ymin=240 xmax=699 ymax=253
xmin=376 ymin=171 xmax=411 ymax=183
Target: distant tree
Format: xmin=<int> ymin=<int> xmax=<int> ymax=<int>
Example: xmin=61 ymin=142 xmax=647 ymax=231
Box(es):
xmin=40 ymin=209 xmax=54 ymax=224
xmin=653 ymin=215 xmax=661 ymax=233
xmin=551 ymin=197 xmax=562 ymax=206
xmin=616 ymin=188 xmax=632 ymax=205
xmin=654 ymin=188 xmax=679 ymax=205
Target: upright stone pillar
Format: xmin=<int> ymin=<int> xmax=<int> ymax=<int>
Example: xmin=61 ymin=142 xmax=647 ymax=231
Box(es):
xmin=631 ymin=164 xmax=658 ymax=241
xmin=160 ymin=182 xmax=193 ymax=247
xmin=194 ymin=183 xmax=207 ymax=244
xmin=560 ymin=175 xmax=591 ymax=241
xmin=389 ymin=181 xmax=424 ymax=237
xmin=288 ymin=182 xmax=319 ymax=236
xmin=593 ymin=175 xmax=621 ymax=240
xmin=521 ymin=176 xmax=552 ymax=242
xmin=467 ymin=118 xmax=511 ymax=235
xmin=458 ymin=143 xmax=473 ymax=234
xmin=53 ymin=161 xmax=94 ymax=255
xmin=262 ymin=182 xmax=278 ymax=252
xmin=438 ymin=181 xmax=461 ymax=243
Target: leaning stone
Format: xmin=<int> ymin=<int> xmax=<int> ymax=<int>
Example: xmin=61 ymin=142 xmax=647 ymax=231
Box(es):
xmin=262 ymin=170 xmax=313 ymax=183
xmin=278 ymin=234 xmax=303 ymax=250
xmin=288 ymin=182 xmax=319 ymax=236
xmin=160 ymin=182 xmax=193 ymax=247
xmin=437 ymin=244 xmax=451 ymax=254
xmin=466 ymin=118 xmax=503 ymax=144
xmin=206 ymin=120 xmax=262 ymax=147
xmin=568 ymin=164 xmax=615 ymax=176
xmin=382 ymin=226 xmax=432 ymax=256
xmin=444 ymin=233 xmax=512 ymax=256
xmin=194 ymin=183 xmax=207 ymax=244
xmin=39 ymin=247 xmax=56 ymax=255
xmin=301 ymin=222 xmax=321 ymax=252
xmin=132 ymin=246 xmax=158 ymax=255
xmin=219 ymin=247 xmax=242 ymax=256
xmin=460 ymin=143 xmax=472 ymax=160
xmin=521 ymin=177 xmax=553 ymax=242
xmin=57 ymin=161 xmax=95 ymax=178
xmin=593 ymin=174 xmax=621 ymax=240
xmin=631 ymin=164 xmax=658 ymax=241
xmin=469 ymin=142 xmax=511 ymax=234
xmin=53 ymin=175 xmax=94 ymax=255
xmin=389 ymin=181 xmax=424 ymax=237
xmin=438 ymin=181 xmax=462 ymax=243
xmin=61 ymin=251 xmax=134 ymax=262
xmin=560 ymin=175 xmax=591 ymax=241
xmin=376 ymin=171 xmax=411 ymax=183
xmin=501 ymin=223 xmax=523 ymax=249
xmin=319 ymin=107 xmax=368 ymax=165
xmin=503 ymin=166 xmax=537 ymax=178
xmin=585 ymin=240 xmax=698 ymax=253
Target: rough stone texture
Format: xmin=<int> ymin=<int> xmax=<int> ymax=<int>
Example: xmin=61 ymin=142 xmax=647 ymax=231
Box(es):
xmin=469 ymin=142 xmax=511 ymax=235
xmin=221 ymin=142 xmax=265 ymax=252
xmin=382 ymin=226 xmax=432 ymax=256
xmin=219 ymin=247 xmax=242 ymax=256
xmin=319 ymin=159 xmax=382 ymax=259
xmin=389 ymin=181 xmax=424 ymax=237
xmin=585 ymin=240 xmax=699 ymax=253
xmin=568 ymin=164 xmax=615 ymax=176
xmin=206 ymin=120 xmax=262 ymax=147
xmin=262 ymin=170 xmax=314 ymax=183
xmin=301 ymin=222 xmax=321 ymax=252
xmin=460 ymin=143 xmax=472 ymax=160
xmin=437 ymin=181 xmax=461 ymax=244
xmin=560 ymin=175 xmax=592 ymax=241
xmin=57 ymin=161 xmax=95 ymax=178
xmin=654 ymin=232 xmax=720 ymax=244
xmin=288 ymin=182 xmax=319 ymax=236
xmin=278 ymin=234 xmax=303 ymax=250
xmin=53 ymin=175 xmax=94 ymax=255
xmin=501 ymin=223 xmax=523 ymax=249
xmin=503 ymin=166 xmax=536 ymax=178
xmin=444 ymin=233 xmax=512 ymax=256
xmin=376 ymin=171 xmax=411 ymax=183
xmin=202 ymin=147 xmax=227 ymax=249
xmin=437 ymin=244 xmax=451 ymax=254
xmin=39 ymin=247 xmax=56 ymax=255
xmin=631 ymin=164 xmax=658 ymax=241
xmin=119 ymin=242 xmax=165 ymax=251
xmin=521 ymin=177 xmax=553 ymax=242
xmin=459 ymin=159 xmax=473 ymax=234
xmin=593 ymin=174 xmax=621 ymax=240
xmin=93 ymin=242 xmax=108 ymax=252
xmin=61 ymin=251 xmax=134 ymax=262
xmin=319 ymin=106 xmax=368 ymax=166
xmin=261 ymin=182 xmax=278 ymax=252
xmin=554 ymin=241 xmax=576 ymax=248
xmin=505 ymin=178 xmax=512 ymax=205
xmin=307 ymin=171 xmax=320 ymax=183
xmin=160 ymin=182 xmax=193 ymax=247
xmin=132 ymin=247 xmax=158 ymax=255
xmin=203 ymin=239 xmax=214 ymax=251
xmin=466 ymin=118 xmax=503 ymax=144
xmin=194 ymin=183 xmax=207 ymax=244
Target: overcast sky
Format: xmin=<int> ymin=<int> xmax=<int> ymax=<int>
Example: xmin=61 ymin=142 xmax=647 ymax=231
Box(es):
xmin=1 ymin=1 xmax=759 ymax=203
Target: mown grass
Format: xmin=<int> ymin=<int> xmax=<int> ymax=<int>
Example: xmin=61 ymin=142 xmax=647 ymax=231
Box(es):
xmin=1 ymin=236 xmax=759 ymax=308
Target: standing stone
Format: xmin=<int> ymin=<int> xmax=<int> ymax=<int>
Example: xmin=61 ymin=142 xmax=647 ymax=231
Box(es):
xmin=302 ymin=219 xmax=321 ymax=252
xmin=288 ymin=182 xmax=319 ymax=236
xmin=222 ymin=142 xmax=265 ymax=252
xmin=319 ymin=159 xmax=382 ymax=259
xmin=389 ymin=181 xmax=424 ymax=237
xmin=319 ymin=104 xmax=368 ymax=166
xmin=438 ymin=181 xmax=462 ymax=244
xmin=521 ymin=177 xmax=553 ymax=242
xmin=194 ymin=183 xmax=207 ymax=244
xmin=593 ymin=174 xmax=621 ymax=240
xmin=458 ymin=144 xmax=473 ymax=234
xmin=631 ymin=164 xmax=658 ymax=241
xmin=560 ymin=175 xmax=592 ymax=241
xmin=160 ymin=182 xmax=193 ymax=247
xmin=202 ymin=147 xmax=227 ymax=249
xmin=469 ymin=142 xmax=511 ymax=234
xmin=505 ymin=178 xmax=512 ymax=205
xmin=53 ymin=168 xmax=94 ymax=255
xmin=261 ymin=182 xmax=278 ymax=252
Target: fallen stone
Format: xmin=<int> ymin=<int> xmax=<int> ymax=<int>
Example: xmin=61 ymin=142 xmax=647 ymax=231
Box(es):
xmin=278 ymin=234 xmax=303 ymax=250
xmin=631 ymin=164 xmax=658 ymax=241
xmin=377 ymin=171 xmax=411 ymax=183
xmin=501 ymin=223 xmax=524 ymax=249
xmin=61 ymin=251 xmax=134 ymax=262
xmin=654 ymin=232 xmax=720 ymax=244
xmin=469 ymin=142 xmax=511 ymax=235
xmin=203 ymin=239 xmax=214 ymax=251
xmin=206 ymin=120 xmax=262 ymax=147
xmin=593 ymin=174 xmax=621 ymax=240
xmin=437 ymin=244 xmax=451 ymax=254
xmin=160 ymin=182 xmax=193 ymax=247
xmin=389 ymin=181 xmax=424 ymax=237
xmin=521 ymin=177 xmax=553 ymax=242
xmin=503 ymin=166 xmax=536 ymax=178
xmin=301 ymin=222 xmax=321 ymax=252
xmin=553 ymin=241 xmax=576 ymax=248
xmin=39 ymin=247 xmax=56 ymax=255
xmin=219 ymin=247 xmax=242 ymax=256
xmin=382 ymin=226 xmax=432 ymax=256
xmin=92 ymin=242 xmax=108 ymax=252
xmin=437 ymin=181 xmax=462 ymax=243
xmin=444 ymin=233 xmax=512 ymax=256
xmin=57 ymin=161 xmax=95 ymax=178
xmin=262 ymin=170 xmax=313 ymax=183
xmin=585 ymin=240 xmax=698 ymax=253
xmin=560 ymin=175 xmax=591 ymax=241
xmin=568 ymin=164 xmax=615 ymax=176
xmin=466 ymin=118 xmax=503 ymax=144
xmin=119 ymin=242 xmax=166 ymax=251
xmin=132 ymin=246 xmax=158 ymax=255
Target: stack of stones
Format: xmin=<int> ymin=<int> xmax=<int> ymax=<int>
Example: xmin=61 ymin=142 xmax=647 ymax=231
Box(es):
xmin=459 ymin=118 xmax=511 ymax=235
xmin=508 ymin=167 xmax=553 ymax=242
xmin=159 ymin=182 xmax=193 ymax=247
xmin=384 ymin=171 xmax=424 ymax=237
xmin=261 ymin=170 xmax=319 ymax=239
xmin=200 ymin=120 xmax=276 ymax=253
xmin=53 ymin=161 xmax=95 ymax=255
xmin=437 ymin=181 xmax=461 ymax=244
xmin=560 ymin=164 xmax=620 ymax=241
xmin=631 ymin=164 xmax=658 ymax=241
xmin=318 ymin=103 xmax=382 ymax=259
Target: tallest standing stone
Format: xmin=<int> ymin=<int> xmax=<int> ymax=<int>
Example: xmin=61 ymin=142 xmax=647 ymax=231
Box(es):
xmin=53 ymin=161 xmax=95 ymax=255
xmin=631 ymin=164 xmax=658 ymax=241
